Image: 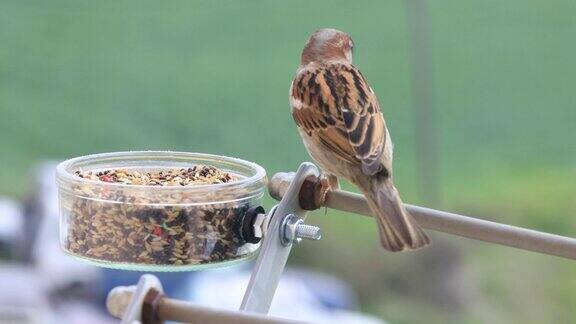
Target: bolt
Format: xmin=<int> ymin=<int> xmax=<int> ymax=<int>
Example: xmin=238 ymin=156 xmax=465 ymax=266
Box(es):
xmin=281 ymin=214 xmax=322 ymax=246
xmin=295 ymin=224 xmax=322 ymax=241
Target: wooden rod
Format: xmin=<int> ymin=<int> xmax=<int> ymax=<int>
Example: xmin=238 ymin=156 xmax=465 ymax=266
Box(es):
xmin=157 ymin=297 xmax=304 ymax=324
xmin=269 ymin=172 xmax=576 ymax=260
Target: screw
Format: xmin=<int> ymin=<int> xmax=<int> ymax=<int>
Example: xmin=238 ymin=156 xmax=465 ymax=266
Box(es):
xmin=295 ymin=224 xmax=322 ymax=241
xmin=281 ymin=214 xmax=322 ymax=246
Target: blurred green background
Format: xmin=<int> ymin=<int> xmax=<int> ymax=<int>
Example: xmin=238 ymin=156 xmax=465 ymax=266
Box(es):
xmin=1 ymin=0 xmax=575 ymax=322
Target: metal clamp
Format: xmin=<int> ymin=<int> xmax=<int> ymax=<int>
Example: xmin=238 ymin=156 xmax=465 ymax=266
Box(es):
xmin=240 ymin=162 xmax=321 ymax=314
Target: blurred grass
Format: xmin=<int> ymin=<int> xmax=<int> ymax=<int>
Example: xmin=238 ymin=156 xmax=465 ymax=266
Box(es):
xmin=1 ymin=0 xmax=575 ymax=323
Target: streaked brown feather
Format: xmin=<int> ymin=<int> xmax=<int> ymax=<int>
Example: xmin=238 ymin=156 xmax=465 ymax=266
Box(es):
xmin=290 ymin=63 xmax=387 ymax=176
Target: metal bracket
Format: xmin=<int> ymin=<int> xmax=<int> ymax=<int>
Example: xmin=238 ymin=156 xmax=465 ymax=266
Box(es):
xmin=240 ymin=162 xmax=320 ymax=313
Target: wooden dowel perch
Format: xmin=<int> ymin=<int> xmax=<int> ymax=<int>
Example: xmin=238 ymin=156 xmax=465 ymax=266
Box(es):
xmin=158 ymin=298 xmax=302 ymax=324
xmin=107 ymin=287 xmax=304 ymax=324
xmin=268 ymin=172 xmax=576 ymax=260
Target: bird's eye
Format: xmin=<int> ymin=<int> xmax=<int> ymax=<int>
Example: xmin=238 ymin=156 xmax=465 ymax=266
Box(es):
xmin=349 ymin=40 xmax=355 ymax=52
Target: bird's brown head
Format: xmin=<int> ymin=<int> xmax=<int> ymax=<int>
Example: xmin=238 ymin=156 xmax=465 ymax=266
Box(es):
xmin=300 ymin=28 xmax=354 ymax=66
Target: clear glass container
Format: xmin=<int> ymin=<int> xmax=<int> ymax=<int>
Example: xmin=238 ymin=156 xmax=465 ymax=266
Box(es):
xmin=56 ymin=151 xmax=267 ymax=271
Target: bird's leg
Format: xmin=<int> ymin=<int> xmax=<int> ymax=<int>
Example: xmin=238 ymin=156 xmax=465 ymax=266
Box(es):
xmin=322 ymin=173 xmax=340 ymax=190
xmin=319 ymin=173 xmax=335 ymax=216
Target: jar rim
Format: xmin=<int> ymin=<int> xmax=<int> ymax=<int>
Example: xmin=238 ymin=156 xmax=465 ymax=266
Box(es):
xmin=56 ymin=151 xmax=267 ymax=193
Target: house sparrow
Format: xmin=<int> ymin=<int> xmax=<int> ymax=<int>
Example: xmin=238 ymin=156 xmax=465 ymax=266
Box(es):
xmin=289 ymin=28 xmax=430 ymax=251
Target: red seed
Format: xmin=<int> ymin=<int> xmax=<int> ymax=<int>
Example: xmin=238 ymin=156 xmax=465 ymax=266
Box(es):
xmin=99 ymin=175 xmax=113 ymax=182
xmin=153 ymin=226 xmax=163 ymax=236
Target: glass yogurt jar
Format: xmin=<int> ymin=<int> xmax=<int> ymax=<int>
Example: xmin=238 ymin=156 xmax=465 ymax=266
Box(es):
xmin=56 ymin=151 xmax=267 ymax=271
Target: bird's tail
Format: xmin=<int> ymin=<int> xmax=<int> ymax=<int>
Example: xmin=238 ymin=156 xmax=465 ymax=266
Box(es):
xmin=356 ymin=175 xmax=431 ymax=252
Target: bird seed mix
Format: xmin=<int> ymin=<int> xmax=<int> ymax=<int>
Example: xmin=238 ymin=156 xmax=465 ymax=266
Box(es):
xmin=61 ymin=166 xmax=259 ymax=267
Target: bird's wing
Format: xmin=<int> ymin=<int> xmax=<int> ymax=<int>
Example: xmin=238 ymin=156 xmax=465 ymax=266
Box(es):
xmin=290 ymin=63 xmax=388 ymax=176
